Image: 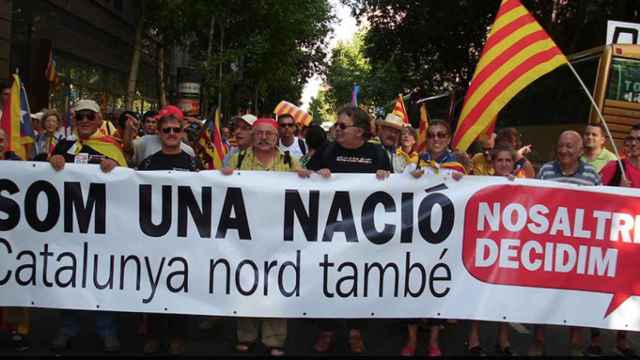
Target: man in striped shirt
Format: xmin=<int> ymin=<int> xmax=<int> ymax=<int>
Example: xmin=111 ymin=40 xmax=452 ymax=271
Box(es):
xmin=536 ymin=130 xmax=601 ymax=186
xmin=532 ymin=130 xmax=600 ymax=356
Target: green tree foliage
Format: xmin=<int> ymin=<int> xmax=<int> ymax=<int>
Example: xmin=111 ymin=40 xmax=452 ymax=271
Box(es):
xmin=308 ymin=87 xmax=334 ymax=124
xmin=343 ymin=0 xmax=640 ymax=95
xmin=323 ymin=32 xmax=404 ymax=111
xmin=141 ymin=0 xmax=333 ymax=118
xmin=181 ymin=0 xmax=333 ymax=117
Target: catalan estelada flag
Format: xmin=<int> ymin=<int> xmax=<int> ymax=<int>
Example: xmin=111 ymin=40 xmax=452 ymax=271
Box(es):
xmin=417 ymin=103 xmax=430 ymax=152
xmin=274 ymin=101 xmax=312 ymax=126
xmin=1 ymin=74 xmax=34 ymax=160
xmin=452 ymin=0 xmax=568 ymax=151
xmin=199 ymin=108 xmax=227 ymax=170
xmin=392 ymin=95 xmax=410 ymax=125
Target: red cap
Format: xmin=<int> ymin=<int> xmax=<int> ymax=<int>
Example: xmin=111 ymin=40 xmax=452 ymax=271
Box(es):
xmin=155 ymin=105 xmax=184 ymax=121
xmin=253 ymin=118 xmax=278 ymax=129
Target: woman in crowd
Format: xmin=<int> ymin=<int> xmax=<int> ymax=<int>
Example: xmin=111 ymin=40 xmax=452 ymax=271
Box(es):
xmin=405 ymin=120 xmax=466 ymax=357
xmin=34 ymin=109 xmax=65 ymax=160
xmin=465 ymin=145 xmax=518 ymax=356
xmin=495 ymin=127 xmax=535 ymax=178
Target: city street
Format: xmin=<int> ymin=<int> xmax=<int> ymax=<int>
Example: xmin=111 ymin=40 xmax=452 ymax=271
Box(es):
xmin=1 ymin=308 xmax=638 ymax=356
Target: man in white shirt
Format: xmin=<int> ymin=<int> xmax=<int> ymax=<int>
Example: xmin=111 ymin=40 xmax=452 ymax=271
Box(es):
xmin=277 ymin=114 xmax=307 ymax=160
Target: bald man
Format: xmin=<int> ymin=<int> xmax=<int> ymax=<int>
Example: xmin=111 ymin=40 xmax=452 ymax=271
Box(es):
xmin=530 ymin=131 xmax=601 ymax=356
xmin=537 ymin=130 xmax=601 ymax=186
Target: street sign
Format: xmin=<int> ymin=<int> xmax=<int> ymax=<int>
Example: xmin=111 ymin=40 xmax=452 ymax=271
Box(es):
xmin=607 ymin=20 xmax=640 ymax=45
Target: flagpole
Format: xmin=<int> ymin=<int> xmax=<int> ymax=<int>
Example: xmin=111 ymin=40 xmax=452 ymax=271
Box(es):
xmin=566 ymin=62 xmax=628 ymax=180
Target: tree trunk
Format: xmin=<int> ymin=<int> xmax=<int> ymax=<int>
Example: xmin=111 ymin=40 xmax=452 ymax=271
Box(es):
xmin=203 ymin=16 xmax=215 ymax=116
xmin=157 ymin=45 xmax=167 ymax=107
xmin=126 ymin=0 xmax=145 ymax=110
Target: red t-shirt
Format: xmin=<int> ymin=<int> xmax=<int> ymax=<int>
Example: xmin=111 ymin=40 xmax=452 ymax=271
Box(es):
xmin=600 ymin=158 xmax=640 ymax=188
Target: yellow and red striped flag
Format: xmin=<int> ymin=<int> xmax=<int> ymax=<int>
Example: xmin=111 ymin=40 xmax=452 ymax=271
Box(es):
xmin=392 ymin=95 xmax=410 ymax=125
xmin=452 ymin=0 xmax=568 ymax=151
xmin=199 ymin=108 xmax=227 ymax=170
xmin=0 ymin=74 xmax=35 ymax=160
xmin=274 ymin=101 xmax=312 ymax=126
xmin=417 ymin=102 xmax=430 ymax=153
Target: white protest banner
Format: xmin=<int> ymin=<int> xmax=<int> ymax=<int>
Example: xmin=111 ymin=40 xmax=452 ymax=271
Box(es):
xmin=0 ymin=161 xmax=639 ymax=331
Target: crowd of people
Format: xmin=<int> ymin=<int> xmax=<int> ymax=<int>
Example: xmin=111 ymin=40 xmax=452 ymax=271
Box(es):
xmin=0 ymin=78 xmax=639 ymax=356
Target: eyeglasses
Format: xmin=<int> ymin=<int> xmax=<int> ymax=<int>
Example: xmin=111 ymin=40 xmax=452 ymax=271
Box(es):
xmin=337 ymin=123 xmax=355 ymax=130
xmin=161 ymin=126 xmax=183 ymax=134
xmin=75 ymin=112 xmax=96 ymax=122
xmin=427 ymin=131 xmax=448 ymax=139
xmin=279 ymin=123 xmax=296 ymax=128
xmin=624 ymin=136 xmax=640 ymax=145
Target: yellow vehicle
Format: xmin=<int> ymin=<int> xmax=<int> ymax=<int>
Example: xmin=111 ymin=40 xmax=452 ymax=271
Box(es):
xmin=496 ymin=44 xmax=640 ymax=164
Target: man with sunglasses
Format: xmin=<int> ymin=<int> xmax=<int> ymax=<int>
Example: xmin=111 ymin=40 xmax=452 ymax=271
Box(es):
xmin=306 ymin=105 xmax=391 ymax=355
xmin=136 ymin=116 xmax=197 ymax=355
xmin=125 ymin=105 xmax=195 ymax=168
xmin=278 ymin=114 xmax=307 ymax=160
xmin=48 ymin=99 xmax=125 ymax=354
xmin=49 ymin=99 xmax=127 ymax=172
xmin=138 ymin=115 xmax=200 ymax=172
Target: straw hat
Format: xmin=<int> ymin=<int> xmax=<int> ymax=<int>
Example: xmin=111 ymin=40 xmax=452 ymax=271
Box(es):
xmin=378 ymin=113 xmax=406 ymax=130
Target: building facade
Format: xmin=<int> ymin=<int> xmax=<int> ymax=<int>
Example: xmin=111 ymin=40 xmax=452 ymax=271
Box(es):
xmin=7 ymin=0 xmax=159 ymax=115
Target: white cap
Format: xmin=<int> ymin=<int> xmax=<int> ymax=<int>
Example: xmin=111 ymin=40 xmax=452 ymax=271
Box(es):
xmin=30 ymin=112 xmax=44 ymax=120
xmin=73 ymin=99 xmax=100 ymax=113
xmin=234 ymin=114 xmax=257 ymax=126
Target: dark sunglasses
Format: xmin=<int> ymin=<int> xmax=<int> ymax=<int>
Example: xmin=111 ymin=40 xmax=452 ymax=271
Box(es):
xmin=427 ymin=131 xmax=448 ymax=139
xmin=75 ymin=112 xmax=96 ymax=122
xmin=624 ymin=136 xmax=640 ymax=144
xmin=161 ymin=126 xmax=183 ymax=134
xmin=279 ymin=123 xmax=296 ymax=128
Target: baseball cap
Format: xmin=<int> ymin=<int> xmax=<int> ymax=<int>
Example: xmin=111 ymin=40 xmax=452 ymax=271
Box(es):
xmin=74 ymin=99 xmax=100 ymax=113
xmin=155 ymin=105 xmax=184 ymax=121
xmin=233 ymin=114 xmax=258 ymax=126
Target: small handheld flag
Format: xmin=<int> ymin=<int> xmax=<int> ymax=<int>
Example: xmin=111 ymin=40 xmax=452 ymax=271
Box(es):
xmin=0 ymin=74 xmax=35 ymax=159
xmin=351 ymin=84 xmax=360 ymax=107
xmin=392 ymin=95 xmax=410 ymax=125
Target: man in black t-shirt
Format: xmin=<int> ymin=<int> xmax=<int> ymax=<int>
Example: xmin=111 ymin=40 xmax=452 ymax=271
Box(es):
xmin=307 ymin=105 xmax=391 ymax=355
xmin=136 ymin=112 xmax=196 ymax=355
xmin=137 ymin=113 xmax=201 ymax=172
xmin=306 ymin=105 xmax=391 ymax=176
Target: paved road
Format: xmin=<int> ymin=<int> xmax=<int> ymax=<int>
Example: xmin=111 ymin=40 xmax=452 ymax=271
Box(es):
xmin=1 ymin=308 xmax=638 ymax=356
